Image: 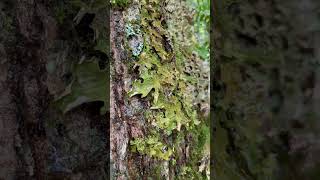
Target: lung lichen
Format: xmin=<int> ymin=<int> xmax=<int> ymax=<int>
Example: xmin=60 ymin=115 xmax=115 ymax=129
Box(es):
xmin=127 ymin=0 xmax=209 ymax=178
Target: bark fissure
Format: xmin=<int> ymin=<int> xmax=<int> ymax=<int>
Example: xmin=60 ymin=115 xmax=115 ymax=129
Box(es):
xmin=110 ymin=10 xmax=130 ymax=179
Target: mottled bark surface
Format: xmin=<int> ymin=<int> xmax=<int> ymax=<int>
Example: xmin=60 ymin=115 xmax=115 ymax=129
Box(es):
xmin=110 ymin=1 xmax=209 ymax=179
xmin=0 ymin=1 xmax=109 ymax=179
xmin=110 ymin=9 xmax=157 ymax=179
xmin=110 ymin=10 xmax=130 ymax=179
xmin=213 ymin=0 xmax=320 ymax=179
xmin=0 ymin=0 xmax=207 ymax=179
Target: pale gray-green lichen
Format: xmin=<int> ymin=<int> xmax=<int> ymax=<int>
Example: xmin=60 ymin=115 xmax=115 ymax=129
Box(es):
xmin=125 ymin=23 xmax=143 ymax=57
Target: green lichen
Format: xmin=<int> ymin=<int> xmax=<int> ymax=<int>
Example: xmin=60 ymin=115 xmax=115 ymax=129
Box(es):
xmin=127 ymin=1 xmax=209 ymax=178
xmin=130 ymin=136 xmax=173 ymax=161
xmin=128 ymin=1 xmax=199 ymax=135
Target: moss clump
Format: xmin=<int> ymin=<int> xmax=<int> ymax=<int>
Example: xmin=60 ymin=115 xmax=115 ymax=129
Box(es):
xmin=111 ymin=0 xmax=131 ymax=8
xmin=130 ymin=135 xmax=173 ymax=161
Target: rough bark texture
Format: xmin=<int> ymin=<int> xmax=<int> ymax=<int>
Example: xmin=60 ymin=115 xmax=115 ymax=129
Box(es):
xmin=0 ymin=1 xmax=109 ymax=179
xmin=110 ymin=1 xmax=209 ymax=179
xmin=213 ymin=0 xmax=320 ymax=179
xmin=110 ymin=10 xmax=130 ymax=179
xmin=110 ymin=8 xmax=160 ymax=180
xmin=0 ymin=0 xmax=208 ymax=179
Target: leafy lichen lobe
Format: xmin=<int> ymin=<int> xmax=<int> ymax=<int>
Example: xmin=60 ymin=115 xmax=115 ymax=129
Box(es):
xmin=126 ymin=0 xmax=210 ymax=178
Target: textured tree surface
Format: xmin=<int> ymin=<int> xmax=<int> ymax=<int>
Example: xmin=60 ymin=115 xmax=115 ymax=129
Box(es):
xmin=213 ymin=0 xmax=320 ymax=179
xmin=0 ymin=1 xmax=109 ymax=179
xmin=111 ymin=0 xmax=209 ymax=179
xmin=0 ymin=0 xmax=209 ymax=179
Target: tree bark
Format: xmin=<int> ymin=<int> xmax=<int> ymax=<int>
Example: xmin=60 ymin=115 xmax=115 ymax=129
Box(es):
xmin=213 ymin=0 xmax=320 ymax=179
xmin=0 ymin=0 xmax=208 ymax=179
xmin=0 ymin=1 xmax=109 ymax=179
xmin=110 ymin=1 xmax=209 ymax=179
xmin=110 ymin=10 xmax=130 ymax=179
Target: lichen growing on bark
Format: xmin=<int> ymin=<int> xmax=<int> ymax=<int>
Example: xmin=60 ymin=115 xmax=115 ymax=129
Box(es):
xmin=124 ymin=0 xmax=210 ymax=178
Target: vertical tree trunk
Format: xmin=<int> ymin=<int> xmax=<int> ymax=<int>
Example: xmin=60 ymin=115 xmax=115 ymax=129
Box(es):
xmin=110 ymin=9 xmax=131 ymax=179
xmin=213 ymin=0 xmax=320 ymax=179
xmin=1 ymin=1 xmax=109 ymax=179
xmin=111 ymin=0 xmax=209 ymax=179
xmin=0 ymin=0 xmax=208 ymax=179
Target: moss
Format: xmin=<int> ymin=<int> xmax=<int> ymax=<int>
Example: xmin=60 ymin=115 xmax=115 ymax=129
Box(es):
xmin=130 ymin=135 xmax=173 ymax=161
xmin=111 ymin=0 xmax=131 ymax=8
xmin=126 ymin=1 xmax=209 ymax=178
xmin=128 ymin=0 xmax=200 ymax=135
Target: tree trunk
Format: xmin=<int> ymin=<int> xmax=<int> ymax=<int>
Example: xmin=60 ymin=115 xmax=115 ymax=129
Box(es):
xmin=0 ymin=0 xmax=208 ymax=179
xmin=0 ymin=1 xmax=109 ymax=179
xmin=213 ymin=0 xmax=320 ymax=179
xmin=110 ymin=0 xmax=209 ymax=179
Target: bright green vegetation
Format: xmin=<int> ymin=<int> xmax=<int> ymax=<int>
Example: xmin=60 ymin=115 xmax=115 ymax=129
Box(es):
xmin=127 ymin=0 xmax=210 ymax=178
xmin=187 ymin=0 xmax=210 ymax=60
xmin=130 ymin=135 xmax=173 ymax=161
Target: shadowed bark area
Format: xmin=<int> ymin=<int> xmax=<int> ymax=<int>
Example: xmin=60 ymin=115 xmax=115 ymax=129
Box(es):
xmin=213 ymin=0 xmax=320 ymax=179
xmin=0 ymin=0 xmax=109 ymax=179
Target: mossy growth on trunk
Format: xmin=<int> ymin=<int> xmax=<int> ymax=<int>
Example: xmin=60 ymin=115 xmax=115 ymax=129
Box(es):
xmin=124 ymin=0 xmax=210 ymax=179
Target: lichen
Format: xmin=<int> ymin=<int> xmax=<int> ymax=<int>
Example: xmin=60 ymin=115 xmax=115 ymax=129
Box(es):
xmin=125 ymin=24 xmax=143 ymax=57
xmin=126 ymin=0 xmax=209 ymax=178
xmin=130 ymin=135 xmax=173 ymax=161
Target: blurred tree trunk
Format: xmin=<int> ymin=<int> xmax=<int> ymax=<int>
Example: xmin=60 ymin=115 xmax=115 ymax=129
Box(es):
xmin=0 ymin=0 xmax=109 ymax=179
xmin=213 ymin=0 xmax=320 ymax=180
